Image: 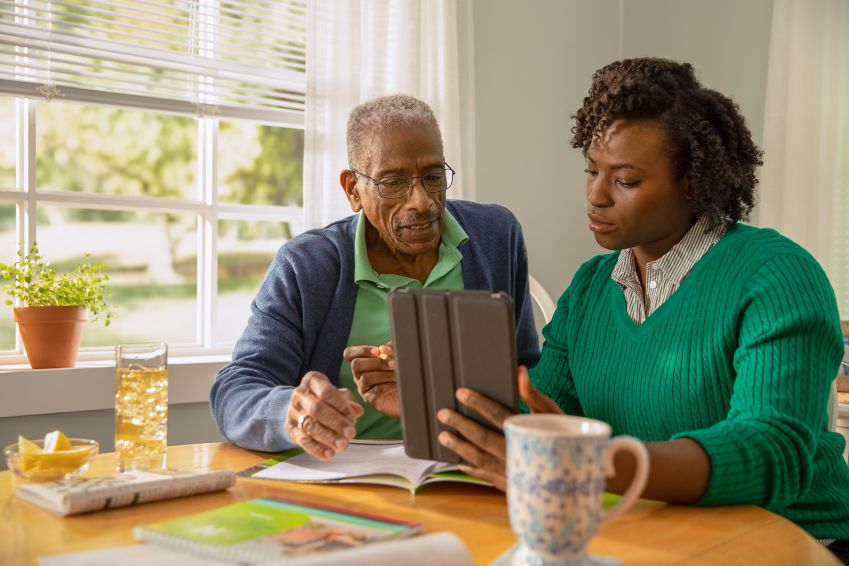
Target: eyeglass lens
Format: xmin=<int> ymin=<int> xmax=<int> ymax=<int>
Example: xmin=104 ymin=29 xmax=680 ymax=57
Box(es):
xmin=378 ymin=168 xmax=453 ymax=198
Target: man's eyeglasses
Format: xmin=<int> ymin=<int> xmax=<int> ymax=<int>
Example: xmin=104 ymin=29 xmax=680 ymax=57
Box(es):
xmin=350 ymin=163 xmax=455 ymax=199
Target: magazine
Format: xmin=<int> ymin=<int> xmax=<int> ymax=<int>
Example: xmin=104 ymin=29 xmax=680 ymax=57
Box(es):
xmin=241 ymin=442 xmax=491 ymax=494
xmin=15 ymin=469 xmax=236 ymax=516
xmin=133 ymin=495 xmax=422 ymax=563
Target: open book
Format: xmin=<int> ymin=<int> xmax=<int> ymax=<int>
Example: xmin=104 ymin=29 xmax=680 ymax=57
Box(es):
xmin=240 ymin=442 xmax=491 ymax=494
xmin=133 ymin=495 xmax=423 ymax=564
xmin=15 ymin=469 xmax=235 ymax=516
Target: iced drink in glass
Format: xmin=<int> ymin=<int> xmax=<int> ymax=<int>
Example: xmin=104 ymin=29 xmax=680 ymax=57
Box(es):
xmin=114 ymin=342 xmax=168 ymax=471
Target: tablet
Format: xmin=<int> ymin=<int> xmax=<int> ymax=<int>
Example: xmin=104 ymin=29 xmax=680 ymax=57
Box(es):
xmin=388 ymin=288 xmax=519 ymax=463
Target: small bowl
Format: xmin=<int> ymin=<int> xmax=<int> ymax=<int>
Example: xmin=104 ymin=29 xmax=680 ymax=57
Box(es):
xmin=4 ymin=438 xmax=99 ymax=483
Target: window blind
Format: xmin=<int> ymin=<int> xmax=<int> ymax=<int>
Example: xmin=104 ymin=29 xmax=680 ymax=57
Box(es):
xmin=0 ymin=0 xmax=305 ymax=124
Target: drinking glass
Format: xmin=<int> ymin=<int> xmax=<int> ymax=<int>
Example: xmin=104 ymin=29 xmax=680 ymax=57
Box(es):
xmin=114 ymin=342 xmax=168 ymax=471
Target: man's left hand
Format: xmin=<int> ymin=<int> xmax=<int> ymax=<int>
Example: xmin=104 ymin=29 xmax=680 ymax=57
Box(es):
xmin=343 ymin=343 xmax=399 ymax=417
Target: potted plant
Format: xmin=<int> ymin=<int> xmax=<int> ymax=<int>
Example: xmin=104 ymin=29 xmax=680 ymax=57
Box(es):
xmin=0 ymin=245 xmax=113 ymax=369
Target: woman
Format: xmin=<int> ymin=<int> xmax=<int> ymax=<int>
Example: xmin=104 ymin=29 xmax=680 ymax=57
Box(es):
xmin=436 ymin=57 xmax=849 ymax=557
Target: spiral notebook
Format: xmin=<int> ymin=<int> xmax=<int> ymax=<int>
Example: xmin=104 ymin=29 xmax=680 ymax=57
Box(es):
xmin=133 ymin=495 xmax=422 ymax=563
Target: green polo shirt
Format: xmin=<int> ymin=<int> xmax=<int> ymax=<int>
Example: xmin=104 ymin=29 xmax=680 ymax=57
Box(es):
xmin=339 ymin=210 xmax=469 ymax=439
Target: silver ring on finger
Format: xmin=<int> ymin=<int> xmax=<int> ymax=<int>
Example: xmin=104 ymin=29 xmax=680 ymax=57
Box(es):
xmin=297 ymin=413 xmax=309 ymax=430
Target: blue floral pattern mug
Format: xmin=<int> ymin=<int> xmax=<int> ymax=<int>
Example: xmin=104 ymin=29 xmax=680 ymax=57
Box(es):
xmin=504 ymin=414 xmax=649 ymax=566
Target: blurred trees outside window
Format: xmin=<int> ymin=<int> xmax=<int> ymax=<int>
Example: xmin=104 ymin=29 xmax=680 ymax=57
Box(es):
xmin=0 ymin=98 xmax=304 ymax=352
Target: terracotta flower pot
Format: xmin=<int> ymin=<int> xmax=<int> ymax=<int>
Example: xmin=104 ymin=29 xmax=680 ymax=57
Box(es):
xmin=13 ymin=306 xmax=87 ymax=369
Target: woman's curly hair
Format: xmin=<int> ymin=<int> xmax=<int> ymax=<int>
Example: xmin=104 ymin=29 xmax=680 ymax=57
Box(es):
xmin=571 ymin=58 xmax=763 ymax=230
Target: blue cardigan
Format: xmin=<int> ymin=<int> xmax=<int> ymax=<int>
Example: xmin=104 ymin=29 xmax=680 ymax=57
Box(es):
xmin=210 ymin=200 xmax=540 ymax=451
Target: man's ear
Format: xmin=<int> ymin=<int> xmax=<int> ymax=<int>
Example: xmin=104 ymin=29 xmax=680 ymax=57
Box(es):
xmin=340 ymin=169 xmax=362 ymax=212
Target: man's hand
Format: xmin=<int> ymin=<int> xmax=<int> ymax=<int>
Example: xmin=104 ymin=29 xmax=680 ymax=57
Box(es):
xmin=343 ymin=343 xmax=399 ymax=417
xmin=285 ymin=371 xmax=364 ymax=460
xmin=436 ymin=366 xmax=562 ymax=491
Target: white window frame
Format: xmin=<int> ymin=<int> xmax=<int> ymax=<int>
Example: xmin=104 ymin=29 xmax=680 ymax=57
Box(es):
xmin=0 ymin=0 xmax=314 ymax=382
xmin=0 ymin=96 xmax=307 ymax=367
xmin=0 ymin=99 xmax=306 ymax=417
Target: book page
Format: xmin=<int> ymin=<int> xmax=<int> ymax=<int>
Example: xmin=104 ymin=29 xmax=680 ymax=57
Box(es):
xmin=270 ymin=532 xmax=473 ymax=566
xmin=251 ymin=444 xmax=452 ymax=487
xmin=38 ymin=532 xmax=472 ymax=566
xmin=40 ymin=533 xmax=471 ymax=566
xmin=420 ymin=470 xmax=492 ymax=488
xmin=38 ymin=544 xmax=234 ymax=566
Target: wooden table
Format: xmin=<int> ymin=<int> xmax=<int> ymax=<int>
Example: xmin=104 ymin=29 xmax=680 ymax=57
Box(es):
xmin=0 ymin=442 xmax=838 ymax=566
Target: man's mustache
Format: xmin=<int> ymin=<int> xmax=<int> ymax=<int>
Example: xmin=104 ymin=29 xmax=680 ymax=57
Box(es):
xmin=395 ymin=210 xmax=441 ymax=228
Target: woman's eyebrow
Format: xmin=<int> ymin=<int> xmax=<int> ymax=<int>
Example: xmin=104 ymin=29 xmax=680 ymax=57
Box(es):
xmin=609 ymin=163 xmax=645 ymax=172
xmin=587 ymin=155 xmax=645 ymax=173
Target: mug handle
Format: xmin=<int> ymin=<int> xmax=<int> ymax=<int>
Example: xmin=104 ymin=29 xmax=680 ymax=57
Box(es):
xmin=599 ymin=435 xmax=649 ymax=527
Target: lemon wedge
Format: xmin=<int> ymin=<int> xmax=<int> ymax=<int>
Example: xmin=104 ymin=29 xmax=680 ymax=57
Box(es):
xmin=29 ymin=447 xmax=95 ymax=473
xmin=17 ymin=435 xmax=42 ymax=454
xmin=43 ymin=430 xmax=72 ymax=453
xmin=18 ymin=435 xmax=42 ymax=474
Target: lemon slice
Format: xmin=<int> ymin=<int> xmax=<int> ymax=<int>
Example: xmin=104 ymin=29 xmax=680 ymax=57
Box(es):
xmin=20 ymin=446 xmax=96 ymax=476
xmin=43 ymin=430 xmax=72 ymax=453
xmin=31 ymin=447 xmax=95 ymax=472
xmin=18 ymin=435 xmax=42 ymax=474
xmin=17 ymin=435 xmax=41 ymax=454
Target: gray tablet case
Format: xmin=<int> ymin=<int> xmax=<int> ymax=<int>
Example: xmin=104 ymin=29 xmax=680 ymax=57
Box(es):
xmin=388 ymin=288 xmax=519 ymax=463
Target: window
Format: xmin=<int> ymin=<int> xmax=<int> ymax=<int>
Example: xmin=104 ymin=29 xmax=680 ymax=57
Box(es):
xmin=0 ymin=0 xmax=306 ymax=363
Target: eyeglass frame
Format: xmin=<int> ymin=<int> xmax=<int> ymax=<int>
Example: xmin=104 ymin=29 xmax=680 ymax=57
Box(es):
xmin=349 ymin=162 xmax=455 ymax=199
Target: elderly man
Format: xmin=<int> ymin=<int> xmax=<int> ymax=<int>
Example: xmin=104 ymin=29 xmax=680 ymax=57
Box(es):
xmin=210 ymin=94 xmax=538 ymax=458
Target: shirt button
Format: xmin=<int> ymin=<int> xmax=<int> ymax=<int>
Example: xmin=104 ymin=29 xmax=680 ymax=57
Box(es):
xmin=649 ymin=281 xmax=658 ymax=290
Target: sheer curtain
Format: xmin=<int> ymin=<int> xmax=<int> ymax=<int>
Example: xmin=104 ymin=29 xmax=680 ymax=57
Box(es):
xmin=758 ymin=0 xmax=849 ymax=316
xmin=303 ymin=0 xmax=471 ymax=229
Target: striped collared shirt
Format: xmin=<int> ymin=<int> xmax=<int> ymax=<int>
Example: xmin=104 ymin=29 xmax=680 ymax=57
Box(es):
xmin=612 ymin=216 xmax=724 ymax=324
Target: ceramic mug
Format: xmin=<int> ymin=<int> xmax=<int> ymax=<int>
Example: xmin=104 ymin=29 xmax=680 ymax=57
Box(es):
xmin=504 ymin=414 xmax=649 ymax=566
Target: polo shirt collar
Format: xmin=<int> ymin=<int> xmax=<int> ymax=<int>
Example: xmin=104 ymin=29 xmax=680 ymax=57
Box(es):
xmin=354 ymin=208 xmax=469 ymax=285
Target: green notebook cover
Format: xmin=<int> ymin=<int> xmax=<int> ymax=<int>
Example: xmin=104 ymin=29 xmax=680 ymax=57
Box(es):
xmin=133 ymin=495 xmax=421 ymax=562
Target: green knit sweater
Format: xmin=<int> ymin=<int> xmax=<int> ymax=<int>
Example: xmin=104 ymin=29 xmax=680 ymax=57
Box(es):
xmin=530 ymin=222 xmax=849 ymax=539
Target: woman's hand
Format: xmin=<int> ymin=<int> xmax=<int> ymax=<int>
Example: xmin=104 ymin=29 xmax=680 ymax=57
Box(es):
xmin=436 ymin=366 xmax=562 ymax=490
xmin=344 ymin=343 xmax=400 ymax=417
xmin=285 ymin=371 xmax=364 ymax=459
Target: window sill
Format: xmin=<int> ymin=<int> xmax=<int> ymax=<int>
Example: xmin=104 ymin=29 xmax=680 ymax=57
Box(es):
xmin=0 ymin=355 xmax=230 ymax=418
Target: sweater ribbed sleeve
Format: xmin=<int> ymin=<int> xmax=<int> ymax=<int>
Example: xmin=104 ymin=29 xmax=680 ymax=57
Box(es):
xmin=528 ymin=285 xmax=585 ymax=416
xmin=672 ymin=251 xmax=843 ymax=510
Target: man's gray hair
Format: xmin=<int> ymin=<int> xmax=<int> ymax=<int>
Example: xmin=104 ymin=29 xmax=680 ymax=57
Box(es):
xmin=346 ymin=94 xmax=443 ymax=171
